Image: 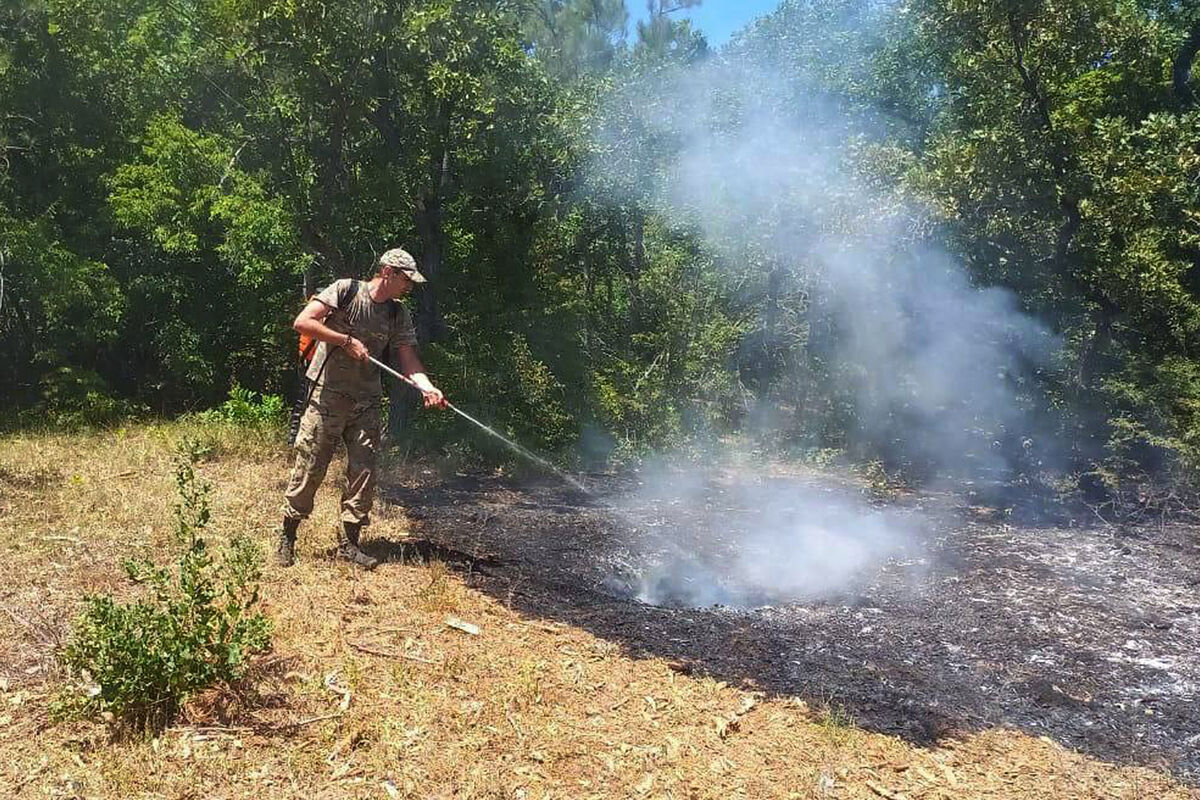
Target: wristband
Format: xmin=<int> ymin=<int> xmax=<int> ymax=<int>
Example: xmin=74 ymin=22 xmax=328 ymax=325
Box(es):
xmin=342 ymin=333 xmax=351 ymax=348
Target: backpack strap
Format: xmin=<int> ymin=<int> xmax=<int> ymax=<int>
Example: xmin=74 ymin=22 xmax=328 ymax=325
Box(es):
xmin=300 ymin=279 xmax=359 ymax=363
xmin=327 ymin=279 xmax=363 ymax=342
xmin=336 ymin=279 xmax=359 ymax=317
xmin=298 ymin=279 xmax=361 ymax=411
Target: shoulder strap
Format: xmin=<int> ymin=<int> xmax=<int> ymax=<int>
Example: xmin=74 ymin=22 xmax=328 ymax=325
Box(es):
xmin=337 ymin=279 xmax=359 ymax=310
xmin=331 ymin=279 xmax=362 ymax=336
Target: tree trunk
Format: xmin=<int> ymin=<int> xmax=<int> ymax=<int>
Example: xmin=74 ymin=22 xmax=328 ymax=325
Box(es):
xmin=1173 ymin=16 xmax=1200 ymax=108
xmin=584 ymin=246 xmax=595 ymax=359
xmin=299 ymin=220 xmax=342 ymax=286
xmin=298 ymin=100 xmax=349 ymax=287
xmin=414 ymin=185 xmax=448 ymax=343
xmin=386 ymin=365 xmax=421 ymax=442
xmin=627 ymin=208 xmax=645 ymax=333
xmin=1076 ymin=301 xmax=1116 ymax=389
xmin=387 ymin=142 xmax=451 ymax=441
xmin=631 ymin=209 xmax=644 ymax=280
xmin=386 ymin=187 xmax=447 ymax=442
xmin=370 ymin=48 xmax=454 ymax=440
xmin=303 ymin=261 xmax=315 ymax=299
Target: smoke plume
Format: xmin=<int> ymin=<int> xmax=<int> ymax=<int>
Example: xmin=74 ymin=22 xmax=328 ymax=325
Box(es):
xmin=588 ymin=13 xmax=1058 ymax=607
xmin=609 ymin=468 xmax=921 ymax=608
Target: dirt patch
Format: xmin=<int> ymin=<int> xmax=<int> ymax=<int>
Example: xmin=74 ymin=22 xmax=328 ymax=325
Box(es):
xmin=381 ymin=469 xmax=1200 ymax=783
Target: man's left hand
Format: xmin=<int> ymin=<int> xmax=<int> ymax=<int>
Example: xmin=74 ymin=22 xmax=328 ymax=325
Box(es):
xmin=421 ymin=387 xmax=447 ymax=409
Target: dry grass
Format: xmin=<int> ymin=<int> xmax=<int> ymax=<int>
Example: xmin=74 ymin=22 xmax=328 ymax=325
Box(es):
xmin=0 ymin=422 xmax=1196 ymax=799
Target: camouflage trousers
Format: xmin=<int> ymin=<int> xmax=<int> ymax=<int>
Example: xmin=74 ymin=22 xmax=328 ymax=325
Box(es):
xmin=283 ymin=387 xmax=381 ymax=527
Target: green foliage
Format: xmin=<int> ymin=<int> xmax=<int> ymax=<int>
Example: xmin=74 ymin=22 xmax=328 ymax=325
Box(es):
xmin=195 ymin=385 xmax=286 ymax=430
xmin=4 ymin=0 xmax=1200 ymax=491
xmin=885 ymin=0 xmax=1200 ymax=486
xmin=634 ymin=0 xmax=706 ymax=63
xmin=522 ymin=0 xmax=629 ymax=81
xmin=1101 ymin=355 xmax=1200 ymax=484
xmin=412 ymin=330 xmax=576 ymax=463
xmin=585 ymin=225 xmax=746 ymax=457
xmin=53 ymin=440 xmax=271 ymax=732
xmin=34 ymin=366 xmax=145 ymax=430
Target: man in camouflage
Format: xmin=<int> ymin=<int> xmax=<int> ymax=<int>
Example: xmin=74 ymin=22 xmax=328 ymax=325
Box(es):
xmin=278 ymin=248 xmax=446 ymax=569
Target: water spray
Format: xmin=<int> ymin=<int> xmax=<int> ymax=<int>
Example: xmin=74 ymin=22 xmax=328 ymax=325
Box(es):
xmin=370 ymin=357 xmax=677 ymax=601
xmin=368 ymin=355 xmax=593 ymax=496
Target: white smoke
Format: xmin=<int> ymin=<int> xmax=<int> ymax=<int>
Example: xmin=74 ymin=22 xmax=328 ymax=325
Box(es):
xmin=587 ymin=14 xmax=1058 ymax=606
xmin=621 ymin=470 xmax=920 ymax=608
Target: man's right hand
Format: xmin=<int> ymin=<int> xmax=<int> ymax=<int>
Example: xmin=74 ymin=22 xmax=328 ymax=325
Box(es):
xmin=342 ymin=336 xmax=369 ymax=362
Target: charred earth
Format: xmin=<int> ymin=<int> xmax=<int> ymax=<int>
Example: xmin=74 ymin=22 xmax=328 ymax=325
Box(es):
xmin=377 ymin=469 xmax=1200 ymax=782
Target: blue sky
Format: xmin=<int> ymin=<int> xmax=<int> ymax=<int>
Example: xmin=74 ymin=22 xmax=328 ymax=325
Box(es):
xmin=629 ymin=0 xmax=783 ymax=47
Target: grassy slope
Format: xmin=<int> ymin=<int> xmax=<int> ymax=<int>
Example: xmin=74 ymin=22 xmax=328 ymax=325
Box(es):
xmin=0 ymin=423 xmax=1194 ymax=799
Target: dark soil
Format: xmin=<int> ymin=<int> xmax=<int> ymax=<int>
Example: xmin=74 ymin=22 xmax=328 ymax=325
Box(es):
xmin=376 ymin=469 xmax=1200 ymax=782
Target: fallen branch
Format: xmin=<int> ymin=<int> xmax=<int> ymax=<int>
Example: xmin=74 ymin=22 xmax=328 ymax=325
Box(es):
xmin=266 ymin=711 xmax=343 ymax=731
xmin=348 ymin=641 xmax=438 ymax=664
xmin=360 ymin=625 xmax=419 ymax=636
xmin=1 ymin=606 xmax=30 ymax=629
xmin=41 ymin=533 xmax=99 ymax=563
xmin=174 ymin=724 xmax=252 ymax=735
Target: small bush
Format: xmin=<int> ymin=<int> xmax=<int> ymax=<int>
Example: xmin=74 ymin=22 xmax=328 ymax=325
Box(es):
xmin=53 ymin=440 xmax=271 ymax=732
xmin=196 ymin=385 xmax=285 ymax=429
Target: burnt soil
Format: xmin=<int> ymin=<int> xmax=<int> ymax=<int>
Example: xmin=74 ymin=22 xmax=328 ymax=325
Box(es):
xmin=375 ymin=470 xmax=1200 ymax=783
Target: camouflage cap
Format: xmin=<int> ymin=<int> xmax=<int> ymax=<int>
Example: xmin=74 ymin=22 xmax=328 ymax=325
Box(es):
xmin=379 ymin=247 xmax=426 ymax=283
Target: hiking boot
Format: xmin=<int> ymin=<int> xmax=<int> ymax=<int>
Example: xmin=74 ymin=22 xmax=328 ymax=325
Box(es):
xmin=336 ymin=522 xmax=379 ymax=570
xmin=276 ymin=518 xmax=300 ymax=567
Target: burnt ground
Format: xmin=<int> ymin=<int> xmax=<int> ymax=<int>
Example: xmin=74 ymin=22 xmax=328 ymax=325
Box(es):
xmin=372 ymin=469 xmax=1200 ymax=783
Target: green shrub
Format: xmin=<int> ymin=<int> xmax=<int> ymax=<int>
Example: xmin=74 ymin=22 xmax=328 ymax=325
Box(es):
xmin=32 ymin=366 xmax=146 ymax=430
xmin=195 ymin=385 xmax=285 ymax=429
xmin=53 ymin=440 xmax=271 ymax=732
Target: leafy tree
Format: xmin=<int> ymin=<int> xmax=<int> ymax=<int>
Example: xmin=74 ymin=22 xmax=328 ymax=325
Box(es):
xmin=523 ymin=0 xmax=629 ymax=81
xmin=893 ymin=0 xmax=1200 ymax=484
xmin=633 ymin=0 xmax=706 ymax=62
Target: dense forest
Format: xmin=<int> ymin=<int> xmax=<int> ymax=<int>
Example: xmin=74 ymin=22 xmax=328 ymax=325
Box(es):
xmin=2 ymin=0 xmax=1199 ymax=497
